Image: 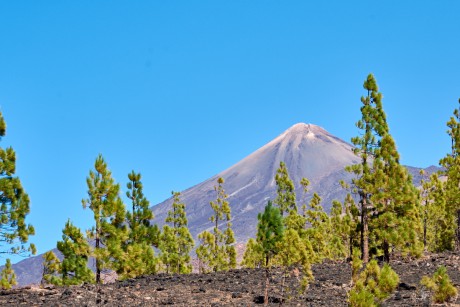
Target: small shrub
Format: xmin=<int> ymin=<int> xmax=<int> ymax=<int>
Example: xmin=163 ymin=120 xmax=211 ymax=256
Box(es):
xmin=348 ymin=285 xmax=376 ymax=307
xmin=348 ymin=260 xmax=399 ymax=307
xmin=421 ymin=266 xmax=457 ymax=303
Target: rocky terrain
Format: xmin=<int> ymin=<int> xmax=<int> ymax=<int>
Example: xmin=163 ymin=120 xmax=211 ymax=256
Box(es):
xmin=2 ymin=252 xmax=460 ymax=306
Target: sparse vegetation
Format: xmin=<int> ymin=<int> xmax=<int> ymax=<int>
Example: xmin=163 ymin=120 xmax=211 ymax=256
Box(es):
xmin=348 ymin=260 xmax=399 ymax=307
xmin=0 ymin=259 xmax=17 ymax=290
xmin=421 ymin=266 xmax=457 ymax=303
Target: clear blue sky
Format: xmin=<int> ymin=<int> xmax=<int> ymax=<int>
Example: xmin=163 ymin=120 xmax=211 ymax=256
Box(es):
xmin=1 ymin=1 xmax=459 ymax=263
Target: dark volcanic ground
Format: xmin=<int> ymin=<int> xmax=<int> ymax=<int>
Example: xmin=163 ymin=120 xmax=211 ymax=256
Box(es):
xmin=1 ymin=252 xmax=460 ymax=306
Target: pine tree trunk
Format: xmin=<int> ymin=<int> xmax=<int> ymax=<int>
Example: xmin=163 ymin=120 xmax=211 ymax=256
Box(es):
xmin=383 ymin=240 xmax=390 ymax=263
xmin=264 ymin=267 xmax=269 ymax=306
xmin=361 ymin=195 xmax=369 ymax=263
xmin=423 ymin=217 xmax=427 ymax=248
xmin=349 ymin=235 xmax=353 ymax=260
xmin=96 ymin=233 xmax=101 ymax=284
xmin=457 ymin=209 xmax=460 ymax=249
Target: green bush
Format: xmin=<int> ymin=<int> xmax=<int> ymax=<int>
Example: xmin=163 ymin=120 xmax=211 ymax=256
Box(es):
xmin=349 ymin=260 xmax=399 ymax=307
xmin=421 ymin=266 xmax=457 ymax=303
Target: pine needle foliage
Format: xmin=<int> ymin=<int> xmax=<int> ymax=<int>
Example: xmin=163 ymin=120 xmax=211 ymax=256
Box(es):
xmin=197 ymin=177 xmax=236 ymax=273
xmin=0 ymin=258 xmax=16 ymax=289
xmin=0 ymin=112 xmax=35 ymax=257
xmin=421 ymin=266 xmax=458 ymax=303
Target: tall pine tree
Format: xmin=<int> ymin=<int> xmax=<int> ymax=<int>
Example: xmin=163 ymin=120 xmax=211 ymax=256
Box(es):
xmin=0 ymin=112 xmax=35 ymax=256
xmin=82 ymin=155 xmax=125 ymax=284
xmin=345 ymin=74 xmax=387 ymax=263
xmin=346 ymin=74 xmax=422 ymax=262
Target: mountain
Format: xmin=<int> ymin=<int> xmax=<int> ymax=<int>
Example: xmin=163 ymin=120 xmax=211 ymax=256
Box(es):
xmin=151 ymin=123 xmax=360 ymax=244
xmin=7 ymin=123 xmax=439 ymax=286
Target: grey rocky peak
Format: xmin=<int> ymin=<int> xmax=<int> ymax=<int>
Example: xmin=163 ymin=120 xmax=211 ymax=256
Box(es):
xmin=152 ymin=122 xmax=360 ymax=245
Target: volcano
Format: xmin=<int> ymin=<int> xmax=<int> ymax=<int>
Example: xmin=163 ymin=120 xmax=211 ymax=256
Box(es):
xmin=151 ymin=123 xmax=360 ymax=243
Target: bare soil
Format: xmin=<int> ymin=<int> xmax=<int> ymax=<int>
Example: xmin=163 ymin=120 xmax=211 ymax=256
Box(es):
xmin=2 ymin=252 xmax=460 ymax=306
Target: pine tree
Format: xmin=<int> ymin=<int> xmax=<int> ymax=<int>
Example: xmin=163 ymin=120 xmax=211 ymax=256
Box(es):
xmin=420 ymin=172 xmax=454 ymax=252
xmin=0 ymin=258 xmax=16 ymax=289
xmin=421 ymin=266 xmax=458 ymax=303
xmin=274 ymin=162 xmax=297 ymax=216
xmin=345 ymin=74 xmax=387 ymax=263
xmin=0 ymin=112 xmax=35 ymax=256
xmin=114 ymin=171 xmax=159 ymax=279
xmin=196 ymin=177 xmax=236 ymax=272
xmin=41 ymin=251 xmax=62 ymax=286
xmin=304 ymin=192 xmax=335 ymax=261
xmin=159 ymin=191 xmax=194 ymax=274
xmin=439 ymin=98 xmax=460 ymax=249
xmin=57 ymin=220 xmax=94 ymax=285
xmin=331 ymin=194 xmax=360 ymax=259
xmin=125 ymin=171 xmax=159 ymax=246
xmin=275 ymin=228 xmax=314 ymax=299
xmin=82 ymin=155 xmax=125 ymax=284
xmin=346 ymin=74 xmax=422 ymax=262
xmin=370 ymin=133 xmax=423 ymax=261
xmin=241 ymin=238 xmax=263 ymax=269
xmin=299 ymin=177 xmax=309 ymax=216
xmin=256 ymin=201 xmax=284 ymax=305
